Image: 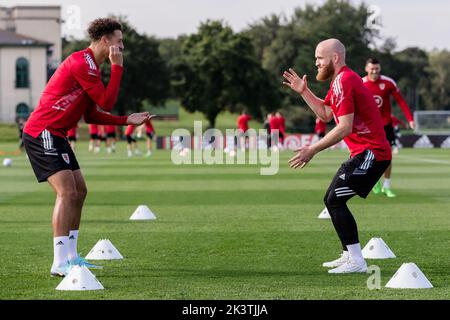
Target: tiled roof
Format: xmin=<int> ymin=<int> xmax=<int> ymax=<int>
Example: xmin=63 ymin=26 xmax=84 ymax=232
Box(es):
xmin=0 ymin=29 xmax=50 ymax=46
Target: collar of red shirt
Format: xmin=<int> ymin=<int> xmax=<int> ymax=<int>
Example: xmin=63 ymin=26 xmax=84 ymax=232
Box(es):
xmin=335 ymin=65 xmax=349 ymax=77
xmin=85 ymin=47 xmax=100 ymax=70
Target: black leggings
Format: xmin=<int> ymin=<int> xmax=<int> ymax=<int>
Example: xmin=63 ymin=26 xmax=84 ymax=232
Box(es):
xmin=324 ymin=175 xmax=359 ymax=251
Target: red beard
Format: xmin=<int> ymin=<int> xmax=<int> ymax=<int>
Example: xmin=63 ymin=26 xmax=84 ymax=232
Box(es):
xmin=316 ymin=61 xmax=335 ymax=81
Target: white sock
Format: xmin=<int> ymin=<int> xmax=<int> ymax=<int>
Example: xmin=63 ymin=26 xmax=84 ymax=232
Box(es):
xmin=68 ymin=230 xmax=79 ymax=262
xmin=52 ymin=236 xmax=69 ymax=268
xmin=383 ymin=179 xmax=391 ymax=189
xmin=346 ymin=243 xmax=365 ymax=264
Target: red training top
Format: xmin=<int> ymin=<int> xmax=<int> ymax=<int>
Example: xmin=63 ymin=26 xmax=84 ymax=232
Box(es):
xmin=362 ymin=75 xmax=413 ymax=126
xmin=67 ymin=126 xmax=78 ymax=137
xmin=315 ymin=118 xmax=327 ymax=134
xmin=237 ymin=114 xmax=252 ymax=132
xmin=269 ymin=116 xmax=279 ymax=131
xmin=324 ymin=66 xmax=391 ymax=161
xmin=391 ymin=115 xmax=407 ymax=129
xmin=24 ymin=48 xmax=127 ymax=138
xmin=89 ymin=124 xmax=98 ymax=135
xmin=145 ymin=120 xmax=155 ymax=134
xmin=125 ymin=125 xmax=136 ymax=136
xmin=105 ymin=125 xmax=116 ymax=134
xmin=276 ymin=115 xmax=286 ymax=135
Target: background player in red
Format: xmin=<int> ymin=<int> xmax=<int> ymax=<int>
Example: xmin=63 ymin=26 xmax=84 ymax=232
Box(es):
xmin=88 ymin=124 xmax=100 ymax=153
xmin=125 ymin=124 xmax=142 ymax=157
xmin=17 ymin=117 xmax=27 ymax=151
xmin=390 ymin=114 xmax=407 ymax=155
xmin=237 ymin=110 xmax=252 ymax=151
xmin=269 ymin=112 xmax=280 ymax=150
xmin=275 ymin=111 xmax=286 ymax=148
xmin=145 ymin=119 xmax=156 ymax=157
xmin=263 ymin=113 xmax=273 ymax=148
xmin=67 ymin=125 xmax=78 ymax=152
xmin=283 ymin=39 xmax=391 ymax=274
xmin=98 ymin=125 xmax=107 ymax=152
xmin=315 ymin=118 xmax=327 ymax=140
xmin=363 ymin=58 xmax=415 ymax=198
xmin=105 ymin=125 xmax=117 ymax=154
xmin=22 ymin=18 xmax=154 ymax=277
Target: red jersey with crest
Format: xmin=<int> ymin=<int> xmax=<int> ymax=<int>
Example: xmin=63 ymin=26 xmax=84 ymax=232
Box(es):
xmin=324 ymin=66 xmax=391 ymax=161
xmin=24 ymin=48 xmax=127 ymax=138
xmin=362 ymin=75 xmax=413 ymax=126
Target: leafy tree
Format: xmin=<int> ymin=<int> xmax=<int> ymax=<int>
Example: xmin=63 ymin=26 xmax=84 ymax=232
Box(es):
xmin=62 ymin=37 xmax=88 ymax=60
xmin=173 ymin=20 xmax=280 ymax=127
xmin=243 ymin=14 xmax=284 ymax=62
xmin=394 ymin=47 xmax=430 ymax=111
xmin=246 ymin=0 xmax=380 ymax=131
xmin=159 ymin=36 xmax=186 ymax=98
xmin=423 ymin=50 xmax=450 ymax=110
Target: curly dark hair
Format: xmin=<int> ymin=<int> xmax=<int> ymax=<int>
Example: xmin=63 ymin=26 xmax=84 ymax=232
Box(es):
xmin=87 ymin=18 xmax=122 ymax=41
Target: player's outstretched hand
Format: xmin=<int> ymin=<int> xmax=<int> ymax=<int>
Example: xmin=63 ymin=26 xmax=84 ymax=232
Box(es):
xmin=127 ymin=113 xmax=156 ymax=125
xmin=288 ymin=146 xmax=315 ymax=170
xmin=283 ymin=68 xmax=308 ymax=95
xmin=109 ymin=45 xmax=123 ymax=66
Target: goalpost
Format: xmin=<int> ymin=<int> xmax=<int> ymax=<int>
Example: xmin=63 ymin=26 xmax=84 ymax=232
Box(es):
xmin=414 ymin=111 xmax=450 ymax=135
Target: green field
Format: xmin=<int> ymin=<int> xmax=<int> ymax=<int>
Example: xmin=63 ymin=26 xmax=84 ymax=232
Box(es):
xmin=0 ymin=142 xmax=449 ymax=300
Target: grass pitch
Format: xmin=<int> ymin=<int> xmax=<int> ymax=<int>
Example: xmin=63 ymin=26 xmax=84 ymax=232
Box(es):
xmin=0 ymin=142 xmax=449 ymax=300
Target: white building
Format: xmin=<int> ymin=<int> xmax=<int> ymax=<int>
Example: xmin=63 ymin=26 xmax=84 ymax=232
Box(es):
xmin=0 ymin=6 xmax=61 ymax=123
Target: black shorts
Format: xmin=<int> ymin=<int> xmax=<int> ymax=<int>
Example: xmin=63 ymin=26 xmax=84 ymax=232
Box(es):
xmin=326 ymin=150 xmax=391 ymax=199
xmin=23 ymin=130 xmax=80 ymax=183
xmin=126 ymin=135 xmax=136 ymax=144
xmin=107 ymin=133 xmax=117 ymax=139
xmin=68 ymin=136 xmax=77 ymax=142
xmin=384 ymin=124 xmax=396 ymax=147
xmin=90 ymin=133 xmax=99 ymax=140
xmin=146 ymin=132 xmax=154 ymax=140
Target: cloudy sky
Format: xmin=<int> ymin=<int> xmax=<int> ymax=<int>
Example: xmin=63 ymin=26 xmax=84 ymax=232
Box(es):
xmin=2 ymin=0 xmax=449 ymax=51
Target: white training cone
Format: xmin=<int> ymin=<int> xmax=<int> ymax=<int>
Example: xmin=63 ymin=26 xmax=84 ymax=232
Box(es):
xmin=386 ymin=263 xmax=433 ymax=289
xmin=318 ymin=207 xmax=331 ymax=219
xmin=362 ymin=238 xmax=396 ymax=259
xmin=85 ymin=239 xmax=124 ymax=260
xmin=130 ymin=205 xmax=157 ymax=220
xmin=56 ymin=266 xmax=104 ymax=291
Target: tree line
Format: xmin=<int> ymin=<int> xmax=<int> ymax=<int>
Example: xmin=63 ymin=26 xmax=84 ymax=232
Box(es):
xmin=63 ymin=0 xmax=450 ymax=132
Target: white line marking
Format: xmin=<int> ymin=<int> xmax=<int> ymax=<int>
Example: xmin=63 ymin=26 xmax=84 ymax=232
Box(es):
xmin=397 ymin=155 xmax=450 ymax=165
